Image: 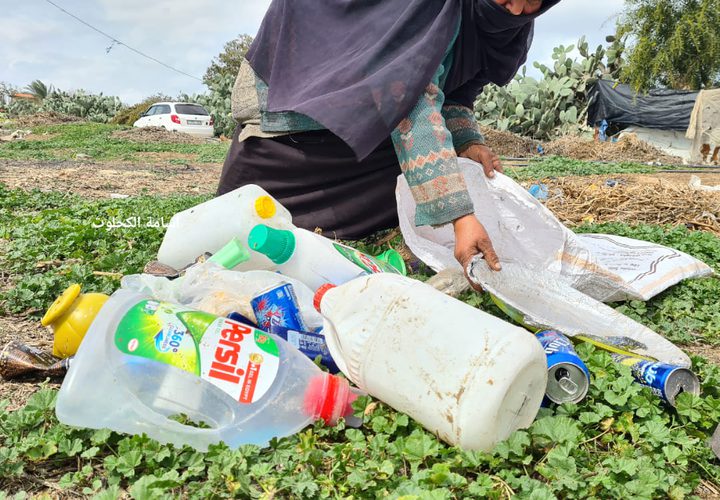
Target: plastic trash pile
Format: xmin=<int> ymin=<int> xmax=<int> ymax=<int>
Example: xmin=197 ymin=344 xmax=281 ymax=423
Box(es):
xmin=2 ymin=170 xmax=711 ymax=453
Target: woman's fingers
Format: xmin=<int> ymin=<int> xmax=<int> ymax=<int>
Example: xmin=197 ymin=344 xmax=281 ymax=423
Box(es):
xmin=475 ymin=235 xmax=502 ymax=271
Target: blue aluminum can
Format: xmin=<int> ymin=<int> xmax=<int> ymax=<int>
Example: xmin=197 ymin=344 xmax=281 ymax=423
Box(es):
xmin=536 ymin=330 xmax=591 ymax=404
xmin=251 ymin=283 xmax=307 ymax=332
xmin=270 ymin=325 xmax=339 ymax=374
xmin=611 ymin=355 xmax=700 ymax=407
xmin=226 ymin=312 xmax=257 ymax=328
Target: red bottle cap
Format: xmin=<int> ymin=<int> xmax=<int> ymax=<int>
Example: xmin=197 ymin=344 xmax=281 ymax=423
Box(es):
xmin=304 ymin=374 xmax=360 ymax=426
xmin=313 ymin=283 xmax=336 ymax=312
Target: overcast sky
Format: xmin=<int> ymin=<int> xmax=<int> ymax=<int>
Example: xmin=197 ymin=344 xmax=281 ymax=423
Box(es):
xmin=1 ymin=0 xmax=625 ymax=105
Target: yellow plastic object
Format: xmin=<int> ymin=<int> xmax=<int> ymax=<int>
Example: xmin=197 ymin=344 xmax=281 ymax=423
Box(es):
xmin=254 ymin=196 xmax=277 ymax=219
xmin=41 ymin=284 xmax=109 ymax=358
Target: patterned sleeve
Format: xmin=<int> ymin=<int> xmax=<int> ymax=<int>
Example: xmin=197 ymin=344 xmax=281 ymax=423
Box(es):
xmin=391 ymin=71 xmax=474 ymax=227
xmin=442 ymin=103 xmax=485 ymax=153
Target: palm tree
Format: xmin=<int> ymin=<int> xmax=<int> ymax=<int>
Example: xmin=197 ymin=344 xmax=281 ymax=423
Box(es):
xmin=24 ymin=80 xmax=53 ymax=101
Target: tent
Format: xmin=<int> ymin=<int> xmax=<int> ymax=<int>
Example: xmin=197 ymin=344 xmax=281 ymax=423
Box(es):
xmin=586 ymin=80 xmax=701 ymax=162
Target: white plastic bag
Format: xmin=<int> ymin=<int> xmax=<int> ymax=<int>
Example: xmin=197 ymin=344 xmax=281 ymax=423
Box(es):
xmin=467 ymin=258 xmax=691 ymax=367
xmin=397 ymin=158 xmax=713 ymax=302
xmin=121 ymin=262 xmax=324 ymax=330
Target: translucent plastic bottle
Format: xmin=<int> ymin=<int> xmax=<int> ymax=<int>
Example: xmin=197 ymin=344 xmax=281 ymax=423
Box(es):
xmin=247 ymin=224 xmax=405 ymax=291
xmin=157 ymin=185 xmax=292 ymax=271
xmin=56 ymin=288 xmax=361 ymax=451
xmin=314 ymin=274 xmax=548 ymax=451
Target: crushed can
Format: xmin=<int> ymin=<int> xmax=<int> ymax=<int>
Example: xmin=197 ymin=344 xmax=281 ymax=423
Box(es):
xmin=611 ymin=354 xmax=700 ymax=406
xmin=270 ymin=325 xmax=339 ymax=374
xmin=536 ymin=330 xmax=590 ymax=404
xmin=0 ymin=341 xmax=72 ymax=380
xmin=251 ymin=283 xmax=307 ymax=332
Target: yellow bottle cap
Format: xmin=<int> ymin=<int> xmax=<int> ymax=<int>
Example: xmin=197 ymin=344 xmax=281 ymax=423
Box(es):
xmin=42 ymin=284 xmax=109 ymax=358
xmin=254 ymin=195 xmax=277 ymax=219
xmin=42 ymin=284 xmax=81 ymax=327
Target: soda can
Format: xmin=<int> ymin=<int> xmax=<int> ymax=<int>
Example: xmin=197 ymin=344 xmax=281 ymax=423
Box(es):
xmin=226 ymin=312 xmax=257 ymax=328
xmin=536 ymin=330 xmax=591 ymax=404
xmin=251 ymin=283 xmax=308 ymax=332
xmin=270 ymin=325 xmax=339 ymax=374
xmin=611 ymin=354 xmax=700 ymax=407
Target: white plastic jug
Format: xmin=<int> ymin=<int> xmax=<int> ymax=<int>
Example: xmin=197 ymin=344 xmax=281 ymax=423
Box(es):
xmin=314 ymin=274 xmax=548 ymax=451
xmin=56 ymin=289 xmax=360 ymax=451
xmin=157 ymin=185 xmax=292 ymax=270
xmin=247 ymin=224 xmax=404 ymax=291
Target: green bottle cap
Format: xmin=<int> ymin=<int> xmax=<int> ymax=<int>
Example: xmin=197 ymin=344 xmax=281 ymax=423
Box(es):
xmin=248 ymin=224 xmax=296 ymax=264
xmin=375 ymin=249 xmax=407 ymax=275
xmin=208 ymin=238 xmax=251 ymax=269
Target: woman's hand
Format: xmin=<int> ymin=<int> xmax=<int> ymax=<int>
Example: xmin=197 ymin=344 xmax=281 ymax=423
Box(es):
xmin=452 ymin=214 xmax=501 ymax=272
xmin=458 ymin=144 xmax=503 ymax=179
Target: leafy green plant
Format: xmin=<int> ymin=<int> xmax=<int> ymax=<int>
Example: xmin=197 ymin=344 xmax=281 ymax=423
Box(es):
xmin=193 ymin=73 xmax=236 ymax=137
xmin=111 ymin=94 xmax=173 ymax=126
xmin=475 ymin=36 xmax=625 ymax=139
xmin=505 ymin=156 xmax=658 ymax=181
xmin=1 ymin=349 xmax=719 ymax=497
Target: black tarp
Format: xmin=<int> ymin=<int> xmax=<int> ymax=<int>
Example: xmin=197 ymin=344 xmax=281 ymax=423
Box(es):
xmin=587 ymin=79 xmax=698 ymax=131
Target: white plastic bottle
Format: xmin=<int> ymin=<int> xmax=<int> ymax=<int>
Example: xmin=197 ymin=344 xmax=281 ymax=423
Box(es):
xmin=55 ymin=288 xmax=361 ymax=451
xmin=157 ymin=185 xmax=292 ymax=270
xmin=314 ymin=274 xmax=548 ymax=451
xmin=247 ymin=224 xmax=404 ymax=291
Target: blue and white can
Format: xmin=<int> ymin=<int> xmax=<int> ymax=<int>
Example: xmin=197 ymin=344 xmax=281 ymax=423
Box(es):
xmin=251 ymin=283 xmax=307 ymax=332
xmin=611 ymin=355 xmax=700 ymax=407
xmin=536 ymin=330 xmax=591 ymax=404
xmin=270 ymin=325 xmax=339 ymax=374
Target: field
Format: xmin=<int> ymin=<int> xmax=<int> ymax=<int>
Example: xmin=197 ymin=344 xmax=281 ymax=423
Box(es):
xmin=1 ymin=121 xmax=720 ymax=499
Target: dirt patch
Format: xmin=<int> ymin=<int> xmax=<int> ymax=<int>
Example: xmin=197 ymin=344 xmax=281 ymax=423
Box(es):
xmin=480 ymin=126 xmax=538 ymax=157
xmin=684 ymin=343 xmax=720 ymax=367
xmin=543 ymin=133 xmax=683 ymax=165
xmin=538 ymin=174 xmax=720 ymax=234
xmin=0 ymin=315 xmax=59 ymax=411
xmin=13 ymin=112 xmax=85 ymax=128
xmin=0 ymin=159 xmax=223 ymax=198
xmin=111 ymin=127 xmax=207 ymax=144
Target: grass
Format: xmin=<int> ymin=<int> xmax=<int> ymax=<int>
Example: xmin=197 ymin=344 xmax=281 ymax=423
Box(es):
xmin=0 ymin=122 xmax=229 ymax=164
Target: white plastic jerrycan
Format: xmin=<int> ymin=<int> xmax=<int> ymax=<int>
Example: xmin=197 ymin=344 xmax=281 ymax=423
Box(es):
xmin=56 ymin=288 xmax=361 ymax=451
xmin=157 ymin=185 xmax=292 ymax=271
xmin=247 ymin=224 xmax=406 ymax=291
xmin=314 ymin=273 xmax=548 ymax=451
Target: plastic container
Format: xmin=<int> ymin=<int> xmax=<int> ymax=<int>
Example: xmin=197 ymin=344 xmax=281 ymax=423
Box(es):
xmin=314 ymin=274 xmax=548 ymax=451
xmin=56 ymin=289 xmax=361 ymax=451
xmin=248 ymin=224 xmax=404 ymax=291
xmin=157 ymin=185 xmax=292 ymax=270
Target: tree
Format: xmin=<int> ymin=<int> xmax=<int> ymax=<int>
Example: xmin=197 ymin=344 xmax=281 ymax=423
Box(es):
xmin=616 ymin=0 xmax=720 ymax=90
xmin=203 ymin=34 xmax=254 ymax=85
xmin=24 ymin=79 xmax=53 ymax=101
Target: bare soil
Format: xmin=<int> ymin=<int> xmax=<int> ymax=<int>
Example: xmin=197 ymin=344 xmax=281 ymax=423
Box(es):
xmin=481 ymin=127 xmax=684 ymax=165
xmin=110 ymin=126 xmax=210 ymax=145
xmin=0 ymin=159 xmax=223 ymax=198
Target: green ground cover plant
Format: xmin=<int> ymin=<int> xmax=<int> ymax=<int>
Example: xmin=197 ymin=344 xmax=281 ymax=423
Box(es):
xmin=0 ymin=123 xmax=229 ymax=164
xmin=1 ymin=183 xmax=719 ymax=498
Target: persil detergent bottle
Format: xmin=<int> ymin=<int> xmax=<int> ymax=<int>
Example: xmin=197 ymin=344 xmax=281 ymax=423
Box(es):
xmin=55 ymin=287 xmax=362 ymax=451
xmin=313 ymin=273 xmax=548 ymax=451
xmin=247 ymin=224 xmax=406 ymax=291
xmin=157 ymin=185 xmax=292 ymax=271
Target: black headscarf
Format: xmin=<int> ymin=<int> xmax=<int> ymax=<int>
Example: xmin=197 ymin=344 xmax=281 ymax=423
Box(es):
xmin=247 ymin=0 xmax=561 ymax=159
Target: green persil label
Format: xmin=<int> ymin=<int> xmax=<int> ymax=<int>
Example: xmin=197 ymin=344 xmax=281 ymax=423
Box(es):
xmin=115 ymin=300 xmax=280 ymax=404
xmin=333 ymin=243 xmax=401 ymax=274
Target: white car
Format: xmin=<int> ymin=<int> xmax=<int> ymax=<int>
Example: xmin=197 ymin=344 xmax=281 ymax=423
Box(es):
xmin=133 ymin=102 xmax=214 ymax=138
